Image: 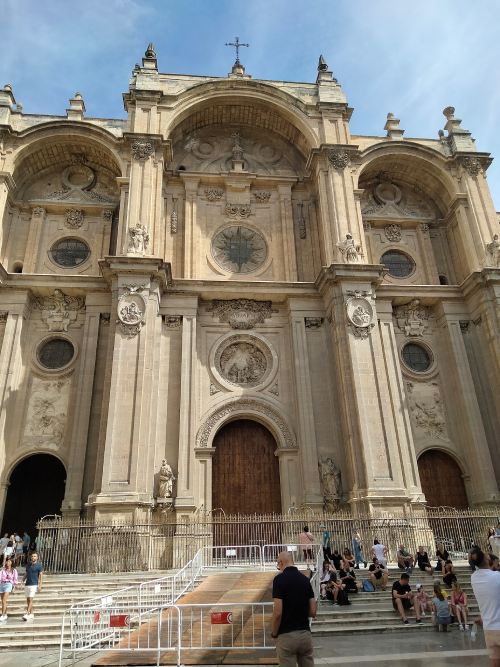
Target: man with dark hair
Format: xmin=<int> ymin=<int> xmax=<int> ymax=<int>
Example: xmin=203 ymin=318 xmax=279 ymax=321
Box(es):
xmin=392 ymin=572 xmax=422 ymax=625
xmin=471 ymin=547 xmax=500 ymax=667
xmin=271 ymin=551 xmax=317 ymax=667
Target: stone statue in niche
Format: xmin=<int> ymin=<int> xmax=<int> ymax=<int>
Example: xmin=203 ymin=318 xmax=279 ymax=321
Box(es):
xmin=219 ymin=342 xmax=267 ymax=386
xmin=128 ymin=223 xmax=150 ymax=254
xmin=318 ymin=457 xmax=343 ymax=510
xmin=337 ymin=234 xmax=362 ymax=263
xmin=157 ymin=459 xmax=175 ymax=498
xmin=486 ymin=234 xmax=500 ymax=267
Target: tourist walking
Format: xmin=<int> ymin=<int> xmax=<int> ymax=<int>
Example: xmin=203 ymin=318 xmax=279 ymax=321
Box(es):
xmin=352 ymin=532 xmax=367 ymax=568
xmin=0 ymin=558 xmax=17 ymax=621
xmin=22 ymin=531 xmax=30 ymax=564
xmin=470 ymin=547 xmax=500 ymax=666
xmin=271 ymin=550 xmax=316 ymax=667
xmin=22 ymin=551 xmax=43 ymax=621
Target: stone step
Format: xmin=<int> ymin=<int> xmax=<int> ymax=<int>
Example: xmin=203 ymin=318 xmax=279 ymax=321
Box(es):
xmin=312 ymin=621 xmax=466 ymax=635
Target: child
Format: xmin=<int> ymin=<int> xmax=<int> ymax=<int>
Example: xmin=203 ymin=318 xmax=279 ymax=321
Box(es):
xmin=415 ymin=583 xmax=432 ymax=616
xmin=450 ymin=581 xmax=469 ymax=631
xmin=432 ymin=582 xmax=451 ymax=631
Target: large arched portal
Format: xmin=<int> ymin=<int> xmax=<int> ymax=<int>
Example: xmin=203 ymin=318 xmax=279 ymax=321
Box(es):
xmin=418 ymin=450 xmax=468 ymax=508
xmin=212 ymin=419 xmax=282 ymax=515
xmin=1 ymin=454 xmax=66 ymax=537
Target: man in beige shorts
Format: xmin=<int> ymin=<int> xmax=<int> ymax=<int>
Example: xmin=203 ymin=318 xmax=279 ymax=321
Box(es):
xmin=471 ymin=547 xmax=500 ymax=666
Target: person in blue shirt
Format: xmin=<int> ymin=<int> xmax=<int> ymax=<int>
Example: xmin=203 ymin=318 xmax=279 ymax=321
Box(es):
xmin=22 ymin=532 xmax=30 ymax=565
xmin=320 ymin=525 xmax=332 ymax=561
xmin=22 ymin=552 xmax=43 ymax=621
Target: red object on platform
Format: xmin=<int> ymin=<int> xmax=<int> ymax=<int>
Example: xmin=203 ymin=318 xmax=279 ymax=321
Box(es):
xmin=93 ymin=611 xmax=101 ymax=623
xmin=211 ymin=611 xmax=233 ymax=625
xmin=110 ymin=614 xmax=130 ymax=628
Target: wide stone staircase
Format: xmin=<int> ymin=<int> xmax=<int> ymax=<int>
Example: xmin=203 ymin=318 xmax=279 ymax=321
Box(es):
xmin=0 ymin=570 xmax=167 ymax=649
xmin=314 ymin=563 xmax=478 ymax=635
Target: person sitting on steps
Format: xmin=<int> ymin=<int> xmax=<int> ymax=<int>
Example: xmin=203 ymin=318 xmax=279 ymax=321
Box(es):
xmin=415 ymin=546 xmax=433 ymax=575
xmin=432 ymin=582 xmax=451 ymax=631
xmin=369 ymin=557 xmax=388 ymax=590
xmin=397 ymin=544 xmax=415 ymax=573
xmin=415 ymin=583 xmax=433 ymax=616
xmin=451 ymin=580 xmax=469 ymax=631
xmin=442 ymin=559 xmax=457 ymax=588
xmin=392 ymin=572 xmax=422 ymax=625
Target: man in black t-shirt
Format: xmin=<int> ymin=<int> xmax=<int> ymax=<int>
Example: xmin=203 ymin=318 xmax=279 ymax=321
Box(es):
xmin=271 ymin=551 xmax=317 ymax=667
xmin=392 ymin=572 xmax=422 ymax=625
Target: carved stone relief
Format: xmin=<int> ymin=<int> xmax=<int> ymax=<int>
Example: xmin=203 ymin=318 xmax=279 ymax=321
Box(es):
xmin=328 ymin=150 xmax=350 ymax=170
xmin=296 ymin=201 xmax=306 ymax=239
xmin=163 ymin=315 xmax=182 ymax=328
xmin=208 ymin=299 xmax=275 ymax=329
xmin=337 ymin=234 xmax=363 ymax=263
xmin=384 ymin=224 xmax=402 ymax=242
xmin=395 ymin=299 xmax=430 ymax=337
xmin=406 ymin=381 xmax=449 ymax=441
xmin=196 ymin=398 xmax=296 ymax=448
xmin=128 ymin=223 xmax=150 ymax=254
xmin=361 ymin=177 xmax=436 ymax=220
xmin=117 ymin=285 xmax=147 ymax=338
xmin=304 ymin=317 xmax=323 ymax=329
xmin=170 ymin=198 xmax=178 ymax=234
xmin=318 ymin=457 xmax=343 ymax=509
xmin=461 ymin=156 xmax=482 ymax=177
xmin=39 ymin=160 xmax=116 ymax=205
xmin=215 ymin=337 xmax=269 ymax=387
xmin=32 ymin=206 xmax=46 ymax=217
xmin=131 ymin=138 xmax=155 ymax=161
xmin=205 ymin=188 xmax=224 ymax=201
xmin=35 ymin=289 xmax=85 ymax=332
xmin=345 ymin=290 xmax=375 ymax=339
xmin=225 ymin=203 xmax=251 ymax=218
xmin=253 ymin=191 xmax=271 ymax=202
xmin=65 ymin=209 xmax=84 ymax=229
xmin=23 ymin=377 xmax=70 ymax=446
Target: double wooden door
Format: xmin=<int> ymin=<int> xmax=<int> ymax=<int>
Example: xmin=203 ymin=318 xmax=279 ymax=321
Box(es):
xmin=418 ymin=449 xmax=468 ymax=508
xmin=212 ymin=419 xmax=282 ymax=516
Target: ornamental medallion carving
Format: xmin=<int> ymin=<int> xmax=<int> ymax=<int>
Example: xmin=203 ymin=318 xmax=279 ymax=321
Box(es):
xmin=212 ymin=225 xmax=267 ymax=274
xmin=345 ymin=290 xmax=375 ymax=338
xmin=384 ymin=224 xmax=402 ymax=242
xmin=131 ymin=138 xmax=154 ymax=161
xmin=35 ymin=289 xmax=85 ymax=332
xmin=205 ymin=188 xmax=224 ymax=201
xmin=196 ymin=398 xmax=296 ymax=449
xmin=117 ymin=285 xmax=147 ymax=338
xmin=395 ymin=299 xmax=429 ymax=337
xmin=225 ymin=202 xmax=252 ymax=218
xmin=65 ymin=209 xmax=84 ymax=229
xmin=217 ymin=339 xmax=268 ymax=387
xmin=328 ymin=150 xmax=351 ymax=170
xmin=208 ymin=299 xmax=275 ymax=330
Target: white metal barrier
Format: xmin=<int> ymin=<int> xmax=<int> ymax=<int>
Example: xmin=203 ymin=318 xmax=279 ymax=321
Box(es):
xmin=59 ymin=543 xmax=319 ymax=666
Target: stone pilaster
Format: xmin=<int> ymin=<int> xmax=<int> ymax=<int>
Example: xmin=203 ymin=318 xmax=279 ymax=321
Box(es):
xmin=0 ymin=173 xmax=14 ymax=256
xmin=288 ymin=299 xmax=323 ymax=507
xmin=24 ymin=207 xmax=46 ymax=272
xmin=436 ymin=302 xmax=499 ymax=504
xmin=278 ymin=184 xmax=298 ymax=281
xmin=318 ymin=265 xmax=423 ymax=513
xmin=87 ymin=257 xmax=170 ymax=520
xmin=61 ymin=303 xmax=101 ymax=515
xmin=175 ymin=296 xmax=198 ymax=511
xmin=181 ymin=176 xmax=199 ymax=278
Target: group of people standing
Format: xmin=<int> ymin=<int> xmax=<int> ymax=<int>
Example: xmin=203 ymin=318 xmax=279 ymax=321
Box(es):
xmin=0 ymin=529 xmax=43 ymax=623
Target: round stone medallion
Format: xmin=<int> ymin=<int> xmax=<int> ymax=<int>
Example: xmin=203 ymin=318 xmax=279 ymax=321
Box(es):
xmin=213 ymin=334 xmax=275 ymax=389
xmin=212 ymin=225 xmax=267 ymax=274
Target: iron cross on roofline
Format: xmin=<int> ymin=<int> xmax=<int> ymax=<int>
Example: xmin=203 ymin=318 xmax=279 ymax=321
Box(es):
xmin=225 ymin=36 xmax=249 ymax=65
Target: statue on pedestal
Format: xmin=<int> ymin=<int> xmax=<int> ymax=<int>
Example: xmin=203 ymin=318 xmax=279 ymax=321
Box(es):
xmin=157 ymin=459 xmax=175 ymax=499
xmin=337 ymin=234 xmax=362 ymax=263
xmin=318 ymin=457 xmax=343 ymax=511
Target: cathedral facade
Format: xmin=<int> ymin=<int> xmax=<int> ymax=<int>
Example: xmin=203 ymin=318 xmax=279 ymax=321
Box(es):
xmin=0 ymin=46 xmax=499 ymax=531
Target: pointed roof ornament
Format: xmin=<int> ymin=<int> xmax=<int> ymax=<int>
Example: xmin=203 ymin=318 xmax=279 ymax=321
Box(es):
xmin=442 ymin=106 xmax=474 ymax=152
xmin=145 ymin=43 xmax=156 ymax=59
xmin=225 ymin=37 xmax=251 ymax=78
xmin=384 ymin=112 xmax=404 ymax=140
xmin=316 ymin=54 xmax=337 ymax=84
xmin=142 ymin=42 xmax=158 ymax=70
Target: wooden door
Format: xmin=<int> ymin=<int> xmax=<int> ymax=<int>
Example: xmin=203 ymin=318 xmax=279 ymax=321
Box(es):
xmin=418 ymin=450 xmax=468 ymax=508
xmin=212 ymin=419 xmax=282 ymax=516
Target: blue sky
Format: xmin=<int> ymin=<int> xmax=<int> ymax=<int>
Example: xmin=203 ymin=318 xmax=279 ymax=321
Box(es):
xmin=2 ymin=0 xmax=500 ymax=207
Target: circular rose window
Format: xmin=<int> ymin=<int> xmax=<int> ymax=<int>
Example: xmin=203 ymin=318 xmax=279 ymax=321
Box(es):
xmin=50 ymin=238 xmax=90 ymax=268
xmin=381 ymin=250 xmax=415 ymax=278
xmin=37 ymin=338 xmax=75 ymax=369
xmin=212 ymin=226 xmax=267 ymax=274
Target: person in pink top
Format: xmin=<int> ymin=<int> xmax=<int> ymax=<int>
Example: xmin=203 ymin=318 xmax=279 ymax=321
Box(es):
xmin=0 ymin=557 xmax=18 ymax=621
xmin=298 ymin=526 xmax=315 ymax=564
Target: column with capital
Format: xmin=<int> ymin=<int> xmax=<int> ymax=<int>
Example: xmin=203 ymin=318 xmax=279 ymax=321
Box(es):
xmin=87 ymin=258 xmax=169 ymax=521
xmin=23 ymin=207 xmax=46 ymax=272
xmin=0 ymin=173 xmax=15 ymax=259
xmin=277 ymin=184 xmax=298 ymax=281
xmin=181 ymin=176 xmax=199 ymax=278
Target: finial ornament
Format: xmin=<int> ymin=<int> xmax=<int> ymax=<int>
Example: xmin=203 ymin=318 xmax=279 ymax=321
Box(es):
xmin=443 ymin=106 xmax=455 ymax=120
xmin=318 ymin=55 xmax=329 ymax=72
xmin=145 ymin=43 xmax=156 ymax=59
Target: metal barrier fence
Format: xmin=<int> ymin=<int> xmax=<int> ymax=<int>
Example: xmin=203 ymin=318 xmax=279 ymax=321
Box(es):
xmin=60 ymin=543 xmax=319 ymax=666
xmin=39 ymin=507 xmax=500 ymax=573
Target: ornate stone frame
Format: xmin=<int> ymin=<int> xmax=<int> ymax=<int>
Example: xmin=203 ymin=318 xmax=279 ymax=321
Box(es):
xmin=47 ymin=235 xmax=93 ymax=273
xmin=209 ymin=332 xmax=278 ymax=392
xmin=196 ymin=398 xmax=297 ymax=450
xmin=32 ymin=334 xmax=78 ymax=375
xmin=400 ymin=339 xmax=438 ymax=381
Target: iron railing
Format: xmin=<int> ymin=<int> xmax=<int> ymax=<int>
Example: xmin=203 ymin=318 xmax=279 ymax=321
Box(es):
xmin=38 ymin=507 xmax=500 ymax=573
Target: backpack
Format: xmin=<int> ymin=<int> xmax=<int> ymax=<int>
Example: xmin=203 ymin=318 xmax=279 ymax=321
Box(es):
xmin=362 ymin=579 xmax=375 ymax=592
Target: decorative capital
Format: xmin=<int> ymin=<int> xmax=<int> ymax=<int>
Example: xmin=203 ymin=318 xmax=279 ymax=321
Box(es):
xmin=460 ymin=156 xmax=482 ymax=177
xmin=162 ymin=315 xmax=182 ymax=328
xmin=131 ymin=138 xmax=155 ymax=161
xmin=32 ymin=206 xmax=46 ymax=218
xmin=304 ymin=317 xmax=323 ymax=329
xmin=328 ymin=150 xmax=351 ymax=170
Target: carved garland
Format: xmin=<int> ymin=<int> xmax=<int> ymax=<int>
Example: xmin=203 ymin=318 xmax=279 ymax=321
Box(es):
xmin=196 ymin=399 xmax=297 ymax=449
xmin=328 ymin=150 xmax=351 ymax=170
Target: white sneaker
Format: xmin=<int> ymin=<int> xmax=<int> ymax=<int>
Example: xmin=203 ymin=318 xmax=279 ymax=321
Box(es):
xmin=22 ymin=614 xmax=28 ymax=621
xmin=0 ymin=615 xmax=6 ymax=622
xmin=459 ymin=624 xmax=464 ymax=631
xmin=26 ymin=614 xmax=34 ymax=621
xmin=421 ymin=612 xmax=426 ymax=617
